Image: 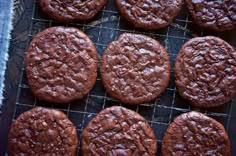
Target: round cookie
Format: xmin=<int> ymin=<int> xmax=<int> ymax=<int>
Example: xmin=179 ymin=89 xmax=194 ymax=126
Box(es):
xmin=186 ymin=0 xmax=236 ymax=32
xmin=116 ymin=0 xmax=182 ymax=29
xmin=100 ymin=33 xmax=171 ymax=105
xmin=25 ymin=26 xmax=98 ymax=104
xmin=8 ymin=107 xmax=78 ymax=156
xmin=162 ymin=111 xmax=230 ymax=156
xmin=38 ymin=0 xmax=108 ymax=22
xmin=175 ymin=36 xmax=236 ymax=108
xmin=81 ymin=106 xmax=157 ymax=156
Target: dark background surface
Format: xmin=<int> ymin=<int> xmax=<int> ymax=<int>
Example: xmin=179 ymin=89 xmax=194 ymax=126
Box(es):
xmin=1 ymin=0 xmax=236 ymax=155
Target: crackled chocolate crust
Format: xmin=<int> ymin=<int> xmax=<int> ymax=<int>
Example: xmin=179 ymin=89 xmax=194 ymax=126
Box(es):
xmin=162 ymin=111 xmax=230 ymax=156
xmin=116 ymin=0 xmax=182 ymax=29
xmin=8 ymin=107 xmax=78 ymax=156
xmin=101 ymin=33 xmax=171 ymax=105
xmin=186 ymin=0 xmax=236 ymax=31
xmin=81 ymin=106 xmax=157 ymax=156
xmin=25 ymin=27 xmax=98 ymax=103
xmin=38 ymin=0 xmax=107 ymax=22
xmin=175 ymin=36 xmax=236 ymax=108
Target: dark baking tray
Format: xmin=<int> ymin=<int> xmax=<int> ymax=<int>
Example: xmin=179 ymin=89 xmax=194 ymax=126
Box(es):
xmin=1 ymin=0 xmax=236 ymax=155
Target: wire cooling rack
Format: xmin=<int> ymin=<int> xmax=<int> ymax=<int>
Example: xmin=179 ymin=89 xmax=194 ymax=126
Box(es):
xmin=12 ymin=0 xmax=234 ymax=155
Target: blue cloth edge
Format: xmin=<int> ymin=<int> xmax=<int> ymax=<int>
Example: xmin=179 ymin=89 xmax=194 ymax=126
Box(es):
xmin=0 ymin=0 xmax=14 ymax=108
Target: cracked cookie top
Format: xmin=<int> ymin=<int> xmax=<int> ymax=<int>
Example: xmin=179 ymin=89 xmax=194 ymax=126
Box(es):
xmin=162 ymin=111 xmax=230 ymax=156
xmin=38 ymin=0 xmax=107 ymax=22
xmin=186 ymin=0 xmax=236 ymax=31
xmin=100 ymin=33 xmax=171 ymax=105
xmin=116 ymin=0 xmax=182 ymax=29
xmin=8 ymin=107 xmax=78 ymax=156
xmin=175 ymin=36 xmax=236 ymax=108
xmin=25 ymin=26 xmax=98 ymax=103
xmin=82 ymin=106 xmax=157 ymax=156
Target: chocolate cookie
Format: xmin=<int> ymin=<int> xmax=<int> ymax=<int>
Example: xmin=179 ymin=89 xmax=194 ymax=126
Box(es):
xmin=186 ymin=0 xmax=236 ymax=31
xmin=8 ymin=107 xmax=78 ymax=156
xmin=38 ymin=0 xmax=107 ymax=22
xmin=116 ymin=0 xmax=182 ymax=29
xmin=101 ymin=33 xmax=171 ymax=105
xmin=162 ymin=111 xmax=230 ymax=156
xmin=81 ymin=106 xmax=157 ymax=156
xmin=25 ymin=26 xmax=98 ymax=104
xmin=175 ymin=36 xmax=236 ymax=108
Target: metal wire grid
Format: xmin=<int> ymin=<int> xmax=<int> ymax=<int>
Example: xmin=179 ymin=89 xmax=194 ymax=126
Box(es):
xmin=12 ymin=0 xmax=234 ymax=155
